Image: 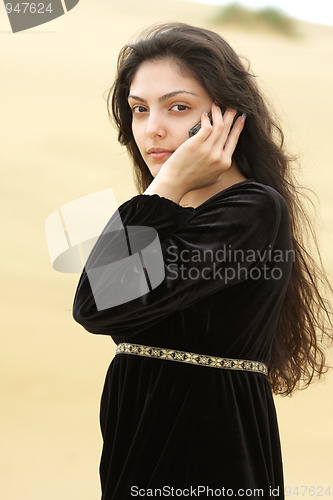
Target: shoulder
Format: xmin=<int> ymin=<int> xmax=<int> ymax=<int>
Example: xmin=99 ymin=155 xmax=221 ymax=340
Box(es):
xmin=243 ymin=180 xmax=291 ymax=228
xmin=242 ymin=180 xmax=289 ymax=218
xmin=199 ymin=179 xmax=288 ymax=216
xmin=195 ymin=179 xmax=291 ymax=240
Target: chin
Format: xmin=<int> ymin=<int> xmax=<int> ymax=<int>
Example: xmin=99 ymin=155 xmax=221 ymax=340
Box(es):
xmin=149 ymin=164 xmax=163 ymax=177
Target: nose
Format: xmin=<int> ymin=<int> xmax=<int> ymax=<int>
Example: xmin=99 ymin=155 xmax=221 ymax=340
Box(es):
xmin=145 ymin=111 xmax=166 ymax=139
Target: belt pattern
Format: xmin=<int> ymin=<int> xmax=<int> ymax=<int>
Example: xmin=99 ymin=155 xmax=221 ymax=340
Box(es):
xmin=115 ymin=342 xmax=268 ymax=376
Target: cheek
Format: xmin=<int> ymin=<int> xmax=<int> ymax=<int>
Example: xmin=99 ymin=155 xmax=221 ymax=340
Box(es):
xmin=174 ymin=125 xmax=191 ymax=148
xmin=131 ymin=124 xmax=144 ymax=151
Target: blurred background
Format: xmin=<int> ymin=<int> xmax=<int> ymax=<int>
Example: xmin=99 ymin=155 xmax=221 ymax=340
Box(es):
xmin=1 ymin=1 xmax=332 ymax=498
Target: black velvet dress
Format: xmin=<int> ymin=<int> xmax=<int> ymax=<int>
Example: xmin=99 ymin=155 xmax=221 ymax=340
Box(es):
xmin=72 ymin=179 xmax=293 ymax=499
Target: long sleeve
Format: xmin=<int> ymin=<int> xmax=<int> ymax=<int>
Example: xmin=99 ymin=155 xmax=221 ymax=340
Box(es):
xmin=72 ymin=181 xmax=289 ymax=337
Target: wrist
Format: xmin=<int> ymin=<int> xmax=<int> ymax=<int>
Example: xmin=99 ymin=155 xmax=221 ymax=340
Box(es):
xmin=143 ymin=174 xmax=187 ymax=204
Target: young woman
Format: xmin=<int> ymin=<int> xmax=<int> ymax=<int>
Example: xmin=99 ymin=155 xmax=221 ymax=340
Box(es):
xmin=73 ymin=23 xmax=332 ymax=499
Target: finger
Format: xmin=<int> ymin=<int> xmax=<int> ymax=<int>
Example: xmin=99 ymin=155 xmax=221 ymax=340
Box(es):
xmin=194 ymin=110 xmax=213 ymax=140
xmin=223 ymin=113 xmax=246 ymax=158
xmin=201 ymin=103 xmax=223 ymax=149
xmin=210 ymin=102 xmax=224 ymax=136
xmin=220 ymin=107 xmax=238 ymax=142
xmin=209 ymin=104 xmax=236 ymax=146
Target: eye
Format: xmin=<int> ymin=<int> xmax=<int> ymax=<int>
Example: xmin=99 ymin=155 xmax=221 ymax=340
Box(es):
xmin=131 ymin=105 xmax=148 ymax=114
xmin=171 ymin=104 xmax=190 ymax=112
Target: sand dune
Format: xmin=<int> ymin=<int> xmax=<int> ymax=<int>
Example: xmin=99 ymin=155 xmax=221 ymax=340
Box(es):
xmin=1 ymin=1 xmax=332 ymax=498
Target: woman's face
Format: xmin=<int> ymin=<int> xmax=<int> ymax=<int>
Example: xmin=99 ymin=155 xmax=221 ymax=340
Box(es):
xmin=128 ymin=58 xmax=213 ymax=177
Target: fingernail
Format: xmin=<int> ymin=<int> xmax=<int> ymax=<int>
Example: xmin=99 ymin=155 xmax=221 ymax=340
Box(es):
xmin=241 ymin=113 xmax=247 ymax=123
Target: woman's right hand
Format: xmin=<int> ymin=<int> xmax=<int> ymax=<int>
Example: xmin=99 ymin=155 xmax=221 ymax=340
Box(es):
xmin=144 ymin=103 xmax=246 ymax=203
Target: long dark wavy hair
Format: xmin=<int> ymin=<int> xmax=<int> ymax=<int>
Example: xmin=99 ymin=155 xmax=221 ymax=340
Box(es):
xmin=106 ymin=22 xmax=332 ymax=396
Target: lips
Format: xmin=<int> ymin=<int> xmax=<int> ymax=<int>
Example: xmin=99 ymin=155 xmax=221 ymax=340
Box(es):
xmin=147 ymin=147 xmax=174 ymax=161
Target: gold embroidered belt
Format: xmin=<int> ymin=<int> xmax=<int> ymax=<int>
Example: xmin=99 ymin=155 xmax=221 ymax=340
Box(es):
xmin=115 ymin=342 xmax=268 ymax=376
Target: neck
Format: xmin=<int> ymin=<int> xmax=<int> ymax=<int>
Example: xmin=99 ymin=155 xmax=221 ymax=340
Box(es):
xmin=179 ymin=163 xmax=247 ymax=208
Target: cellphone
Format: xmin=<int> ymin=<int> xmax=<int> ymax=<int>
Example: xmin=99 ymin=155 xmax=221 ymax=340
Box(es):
xmin=188 ymin=112 xmax=213 ymax=137
xmin=188 ymin=108 xmax=241 ymax=137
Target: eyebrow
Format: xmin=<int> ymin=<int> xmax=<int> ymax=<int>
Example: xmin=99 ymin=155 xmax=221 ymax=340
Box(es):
xmin=127 ymin=90 xmax=198 ymax=103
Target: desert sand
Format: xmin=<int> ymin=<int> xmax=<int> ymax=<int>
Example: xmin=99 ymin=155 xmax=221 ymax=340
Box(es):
xmin=1 ymin=1 xmax=332 ymax=498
